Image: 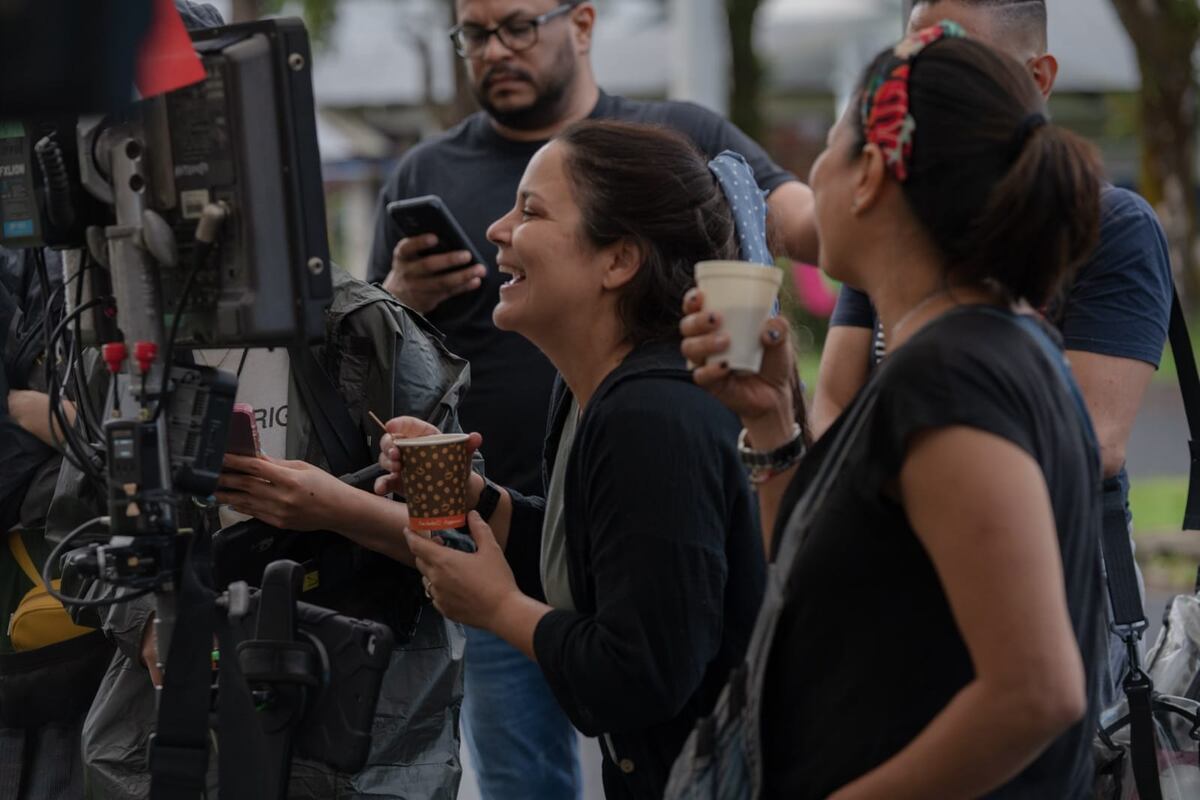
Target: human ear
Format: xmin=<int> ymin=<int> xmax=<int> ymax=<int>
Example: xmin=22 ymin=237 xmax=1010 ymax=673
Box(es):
xmin=572 ymin=3 xmax=596 ymax=54
xmin=852 ymin=143 xmax=887 ymax=216
xmin=601 ymin=238 xmax=642 ymax=291
xmin=1028 ymin=53 xmax=1058 ymax=99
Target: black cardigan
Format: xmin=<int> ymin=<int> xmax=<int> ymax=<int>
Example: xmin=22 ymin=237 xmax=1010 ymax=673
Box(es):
xmin=506 ymin=341 xmax=766 ymax=800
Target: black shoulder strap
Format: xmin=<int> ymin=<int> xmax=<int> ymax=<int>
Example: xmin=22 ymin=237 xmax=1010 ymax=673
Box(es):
xmin=287 ymin=346 xmax=372 ymax=478
xmin=1168 ymin=287 xmax=1200 ymax=531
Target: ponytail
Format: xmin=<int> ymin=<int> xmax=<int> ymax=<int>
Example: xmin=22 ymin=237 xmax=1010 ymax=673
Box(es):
xmin=960 ymin=122 xmax=1102 ymax=306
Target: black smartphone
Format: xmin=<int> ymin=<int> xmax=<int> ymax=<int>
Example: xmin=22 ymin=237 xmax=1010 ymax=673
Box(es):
xmin=386 ymin=195 xmax=488 ymax=273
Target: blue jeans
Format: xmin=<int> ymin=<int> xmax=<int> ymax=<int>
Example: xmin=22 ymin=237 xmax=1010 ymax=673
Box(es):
xmin=461 ymin=626 xmax=582 ymax=799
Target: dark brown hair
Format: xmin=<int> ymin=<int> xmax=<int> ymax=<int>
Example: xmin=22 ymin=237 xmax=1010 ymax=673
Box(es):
xmin=853 ymin=35 xmax=1101 ymax=307
xmin=556 ymin=120 xmax=738 ymax=346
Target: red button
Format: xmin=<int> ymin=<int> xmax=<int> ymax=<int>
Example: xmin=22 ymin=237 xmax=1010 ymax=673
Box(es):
xmin=101 ymin=342 xmax=127 ymax=374
xmin=134 ymin=341 xmax=159 ymax=374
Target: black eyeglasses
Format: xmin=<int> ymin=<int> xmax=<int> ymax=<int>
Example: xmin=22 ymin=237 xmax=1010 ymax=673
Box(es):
xmin=449 ymin=2 xmax=577 ymax=58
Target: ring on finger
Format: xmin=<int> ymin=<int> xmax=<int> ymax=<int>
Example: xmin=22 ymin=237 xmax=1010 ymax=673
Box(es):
xmin=422 ymin=576 xmax=433 ymax=599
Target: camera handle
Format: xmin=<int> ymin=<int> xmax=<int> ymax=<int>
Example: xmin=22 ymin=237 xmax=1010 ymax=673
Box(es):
xmin=234 ymin=560 xmax=320 ymax=799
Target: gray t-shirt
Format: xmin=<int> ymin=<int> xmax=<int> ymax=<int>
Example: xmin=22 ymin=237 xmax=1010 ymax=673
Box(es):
xmin=539 ymin=398 xmax=579 ymax=611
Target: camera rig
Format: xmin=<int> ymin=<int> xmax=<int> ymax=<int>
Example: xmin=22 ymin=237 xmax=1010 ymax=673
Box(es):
xmin=2 ymin=19 xmax=392 ymax=799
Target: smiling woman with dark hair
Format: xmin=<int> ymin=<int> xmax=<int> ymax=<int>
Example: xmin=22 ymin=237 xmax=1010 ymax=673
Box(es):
xmin=375 ymin=119 xmax=771 ymax=800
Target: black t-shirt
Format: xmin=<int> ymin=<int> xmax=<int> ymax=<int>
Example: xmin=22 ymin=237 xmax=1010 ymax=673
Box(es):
xmin=367 ymin=92 xmax=795 ymax=493
xmin=761 ymin=307 xmax=1104 ymax=798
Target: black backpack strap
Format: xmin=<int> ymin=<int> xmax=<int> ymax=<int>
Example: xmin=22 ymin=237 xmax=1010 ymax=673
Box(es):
xmin=1124 ymin=665 xmax=1164 ymax=800
xmin=287 ymin=346 xmax=372 ymax=477
xmin=1101 ymin=475 xmax=1149 ymax=632
xmin=1168 ymin=287 xmax=1200 ymax=532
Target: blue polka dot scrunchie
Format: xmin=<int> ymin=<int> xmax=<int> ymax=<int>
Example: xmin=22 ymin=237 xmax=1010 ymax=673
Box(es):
xmin=707 ymin=150 xmax=773 ymax=267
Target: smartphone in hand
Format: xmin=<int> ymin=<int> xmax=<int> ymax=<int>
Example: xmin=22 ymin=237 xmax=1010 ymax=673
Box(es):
xmin=386 ymin=195 xmax=488 ymax=273
xmin=227 ymin=403 xmax=261 ymax=457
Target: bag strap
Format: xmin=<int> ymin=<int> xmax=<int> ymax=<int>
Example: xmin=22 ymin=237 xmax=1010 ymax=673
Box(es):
xmin=7 ymin=531 xmax=44 ymax=589
xmin=287 ymin=346 xmax=372 ymax=478
xmin=773 ymin=383 xmax=881 ymax=578
xmin=740 ymin=374 xmax=884 ymax=796
xmin=1168 ymin=288 xmax=1200 ymax=532
xmin=1005 ymin=312 xmax=1164 ymax=800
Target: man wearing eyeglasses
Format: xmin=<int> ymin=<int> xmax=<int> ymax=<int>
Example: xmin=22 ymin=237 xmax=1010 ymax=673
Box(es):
xmin=367 ymin=2 xmax=816 ymax=797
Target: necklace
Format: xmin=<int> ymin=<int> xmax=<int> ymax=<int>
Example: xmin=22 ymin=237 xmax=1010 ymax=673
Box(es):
xmin=890 ymin=288 xmax=952 ymax=344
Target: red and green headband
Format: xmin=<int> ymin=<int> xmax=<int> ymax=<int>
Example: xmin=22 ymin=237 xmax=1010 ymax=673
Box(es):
xmin=860 ymin=20 xmax=967 ymax=182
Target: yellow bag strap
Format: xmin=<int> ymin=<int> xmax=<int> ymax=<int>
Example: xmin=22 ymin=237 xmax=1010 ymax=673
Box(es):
xmin=7 ymin=530 xmax=45 ymax=589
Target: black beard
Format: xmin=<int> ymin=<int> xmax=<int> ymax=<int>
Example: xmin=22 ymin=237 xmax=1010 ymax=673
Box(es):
xmin=472 ymin=42 xmax=578 ymax=131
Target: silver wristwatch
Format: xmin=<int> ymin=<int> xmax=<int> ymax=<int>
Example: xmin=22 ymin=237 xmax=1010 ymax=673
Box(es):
xmin=737 ymin=424 xmax=805 ymax=483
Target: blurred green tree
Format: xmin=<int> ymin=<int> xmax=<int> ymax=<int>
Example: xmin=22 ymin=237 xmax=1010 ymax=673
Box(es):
xmin=726 ymin=0 xmax=765 ymax=141
xmin=1110 ymin=0 xmax=1200 ymax=301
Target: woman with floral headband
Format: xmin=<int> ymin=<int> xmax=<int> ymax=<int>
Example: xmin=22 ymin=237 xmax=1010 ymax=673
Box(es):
xmin=679 ymin=23 xmax=1105 ymax=798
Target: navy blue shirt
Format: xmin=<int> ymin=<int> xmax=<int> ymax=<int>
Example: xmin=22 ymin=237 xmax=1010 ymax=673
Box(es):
xmin=829 ymin=186 xmax=1173 ymax=370
xmin=367 ymin=92 xmax=795 ymax=494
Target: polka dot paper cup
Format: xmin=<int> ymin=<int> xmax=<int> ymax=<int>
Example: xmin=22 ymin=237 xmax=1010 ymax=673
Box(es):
xmin=394 ymin=433 xmax=473 ymax=531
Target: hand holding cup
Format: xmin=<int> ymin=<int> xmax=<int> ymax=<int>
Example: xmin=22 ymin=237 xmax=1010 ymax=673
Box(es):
xmin=692 ymin=260 xmax=783 ymax=372
xmin=679 ymin=287 xmax=795 ymax=424
xmin=374 ymin=416 xmax=482 ymax=530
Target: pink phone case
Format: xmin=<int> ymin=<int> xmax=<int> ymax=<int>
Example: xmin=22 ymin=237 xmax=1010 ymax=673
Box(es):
xmin=227 ymin=403 xmax=261 ymax=456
